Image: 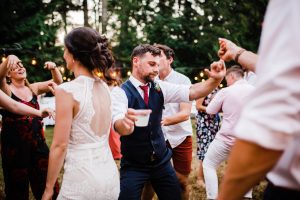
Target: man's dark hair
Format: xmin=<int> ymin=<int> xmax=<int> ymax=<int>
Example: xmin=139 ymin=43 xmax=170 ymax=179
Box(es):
xmin=131 ymin=44 xmax=161 ymax=62
xmin=226 ymin=65 xmax=244 ymax=78
xmin=153 ymin=44 xmax=175 ymax=60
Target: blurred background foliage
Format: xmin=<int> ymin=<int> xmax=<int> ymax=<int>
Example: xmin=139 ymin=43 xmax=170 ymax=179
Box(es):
xmin=0 ymin=0 xmax=268 ymax=83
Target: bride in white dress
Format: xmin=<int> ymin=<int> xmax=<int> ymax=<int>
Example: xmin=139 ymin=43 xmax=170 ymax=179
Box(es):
xmin=42 ymin=27 xmax=120 ymax=200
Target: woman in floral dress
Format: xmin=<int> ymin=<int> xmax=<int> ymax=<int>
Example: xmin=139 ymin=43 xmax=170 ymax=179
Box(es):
xmin=195 ymin=89 xmax=220 ymax=187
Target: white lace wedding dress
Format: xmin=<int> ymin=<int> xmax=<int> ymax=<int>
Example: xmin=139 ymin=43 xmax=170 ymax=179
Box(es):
xmin=57 ymin=75 xmax=120 ymax=200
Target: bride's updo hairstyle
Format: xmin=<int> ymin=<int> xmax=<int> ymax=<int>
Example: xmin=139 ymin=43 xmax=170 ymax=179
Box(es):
xmin=64 ymin=27 xmax=114 ymax=72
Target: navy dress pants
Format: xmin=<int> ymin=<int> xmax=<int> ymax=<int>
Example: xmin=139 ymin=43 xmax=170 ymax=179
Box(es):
xmin=119 ymin=161 xmax=181 ymax=200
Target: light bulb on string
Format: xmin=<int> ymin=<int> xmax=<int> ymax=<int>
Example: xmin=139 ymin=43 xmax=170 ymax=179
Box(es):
xmin=31 ymin=58 xmax=37 ymax=66
xmin=200 ymin=71 xmax=204 ymax=77
xmin=59 ymin=66 xmax=65 ymax=74
xmin=1 ymin=55 xmax=6 ymax=63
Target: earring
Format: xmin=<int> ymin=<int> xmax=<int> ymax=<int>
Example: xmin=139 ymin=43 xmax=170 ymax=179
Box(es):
xmin=6 ymin=77 xmax=11 ymax=84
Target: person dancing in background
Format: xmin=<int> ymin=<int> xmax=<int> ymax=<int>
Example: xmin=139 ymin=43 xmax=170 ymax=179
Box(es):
xmin=202 ymin=66 xmax=255 ymax=200
xmin=195 ymin=89 xmax=220 ymax=188
xmin=42 ymin=27 xmax=120 ymax=199
xmin=106 ymin=67 xmax=123 ymax=166
xmin=0 ymin=55 xmax=62 ymax=200
xmin=142 ymin=44 xmax=194 ymax=200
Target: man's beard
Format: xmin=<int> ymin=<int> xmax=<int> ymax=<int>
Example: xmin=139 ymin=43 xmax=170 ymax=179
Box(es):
xmin=143 ymin=73 xmax=157 ymax=83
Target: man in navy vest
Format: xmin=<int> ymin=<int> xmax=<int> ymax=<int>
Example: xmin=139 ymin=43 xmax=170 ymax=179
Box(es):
xmin=111 ymin=44 xmax=225 ymax=200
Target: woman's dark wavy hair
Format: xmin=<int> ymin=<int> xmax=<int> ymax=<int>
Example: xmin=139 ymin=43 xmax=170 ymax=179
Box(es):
xmin=64 ymin=27 xmax=114 ymax=73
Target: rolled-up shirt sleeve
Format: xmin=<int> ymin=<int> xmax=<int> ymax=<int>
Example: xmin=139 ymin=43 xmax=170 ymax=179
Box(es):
xmin=158 ymin=80 xmax=190 ymax=104
xmin=206 ymin=89 xmax=224 ymax=115
xmin=111 ymin=86 xmax=128 ymax=126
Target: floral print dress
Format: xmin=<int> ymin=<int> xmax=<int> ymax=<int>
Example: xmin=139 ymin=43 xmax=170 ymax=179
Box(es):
xmin=196 ymin=89 xmax=220 ymax=161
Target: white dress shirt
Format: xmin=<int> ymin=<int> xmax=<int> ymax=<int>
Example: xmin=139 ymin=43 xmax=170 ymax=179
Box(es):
xmin=111 ymin=75 xmax=190 ymax=127
xmin=234 ymin=0 xmax=300 ymax=189
xmin=159 ymin=70 xmax=193 ymax=148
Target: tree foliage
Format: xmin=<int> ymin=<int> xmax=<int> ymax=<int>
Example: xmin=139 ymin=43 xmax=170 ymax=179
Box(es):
xmin=110 ymin=0 xmax=268 ymax=81
xmin=0 ymin=0 xmax=65 ymax=82
xmin=0 ymin=0 xmax=269 ymax=82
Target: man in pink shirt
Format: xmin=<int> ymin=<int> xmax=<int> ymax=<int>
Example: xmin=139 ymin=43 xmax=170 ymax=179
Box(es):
xmin=202 ymin=66 xmax=255 ymax=200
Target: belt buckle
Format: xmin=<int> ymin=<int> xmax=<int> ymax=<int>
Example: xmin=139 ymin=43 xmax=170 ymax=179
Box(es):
xmin=150 ymin=153 xmax=156 ymax=162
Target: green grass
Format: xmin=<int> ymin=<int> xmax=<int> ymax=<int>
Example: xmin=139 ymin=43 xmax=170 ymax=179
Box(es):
xmin=0 ymin=125 xmax=267 ymax=199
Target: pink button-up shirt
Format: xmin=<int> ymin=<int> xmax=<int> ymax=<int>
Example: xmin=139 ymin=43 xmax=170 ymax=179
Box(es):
xmin=206 ymin=79 xmax=255 ymax=146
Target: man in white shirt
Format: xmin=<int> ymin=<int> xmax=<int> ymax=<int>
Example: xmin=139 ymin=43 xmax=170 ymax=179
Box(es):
xmin=156 ymin=44 xmax=193 ymax=200
xmin=111 ymin=44 xmax=226 ymax=200
xmin=202 ymin=66 xmax=255 ymax=200
xmin=217 ymin=1 xmax=300 ymax=199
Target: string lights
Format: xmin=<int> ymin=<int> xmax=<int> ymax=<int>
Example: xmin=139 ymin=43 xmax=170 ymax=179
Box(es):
xmin=1 ymin=55 xmax=6 ymax=63
xmin=31 ymin=57 xmax=37 ymax=65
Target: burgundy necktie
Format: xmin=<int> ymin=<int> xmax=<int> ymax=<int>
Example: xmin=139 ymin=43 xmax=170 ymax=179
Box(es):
xmin=139 ymin=85 xmax=149 ymax=106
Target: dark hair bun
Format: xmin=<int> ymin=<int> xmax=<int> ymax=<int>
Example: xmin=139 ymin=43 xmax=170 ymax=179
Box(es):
xmin=64 ymin=27 xmax=114 ymax=73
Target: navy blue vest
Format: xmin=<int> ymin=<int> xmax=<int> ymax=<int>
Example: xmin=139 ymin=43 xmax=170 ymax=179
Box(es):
xmin=120 ymin=80 xmax=172 ymax=167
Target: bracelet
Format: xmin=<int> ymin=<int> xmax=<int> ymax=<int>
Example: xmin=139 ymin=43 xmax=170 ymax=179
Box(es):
xmin=234 ymin=48 xmax=246 ymax=63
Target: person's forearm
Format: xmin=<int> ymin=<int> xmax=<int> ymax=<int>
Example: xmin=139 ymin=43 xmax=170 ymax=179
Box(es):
xmin=189 ymin=78 xmax=221 ymax=101
xmin=0 ymin=90 xmax=41 ymax=116
xmin=51 ymin=68 xmax=63 ymax=84
xmin=162 ymin=111 xmax=190 ymax=126
xmin=13 ymin=101 xmax=42 ymax=117
xmin=236 ymin=51 xmax=258 ymax=72
xmin=218 ymin=139 xmax=283 ymax=200
xmin=45 ymin=143 xmax=67 ymax=192
xmin=0 ymin=59 xmax=9 ymax=83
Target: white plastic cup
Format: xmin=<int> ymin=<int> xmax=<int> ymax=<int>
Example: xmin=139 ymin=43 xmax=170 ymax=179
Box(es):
xmin=135 ymin=111 xmax=150 ymax=127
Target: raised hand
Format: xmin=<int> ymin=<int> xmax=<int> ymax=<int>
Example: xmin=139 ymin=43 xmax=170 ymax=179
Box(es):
xmin=44 ymin=61 xmax=57 ymax=71
xmin=205 ymin=60 xmax=226 ymax=81
xmin=6 ymin=55 xmax=21 ymax=71
xmin=218 ymin=38 xmax=243 ymax=62
xmin=48 ymin=82 xmax=58 ymax=95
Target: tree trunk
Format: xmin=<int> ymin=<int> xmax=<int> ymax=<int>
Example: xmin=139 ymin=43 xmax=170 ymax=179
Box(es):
xmin=102 ymin=0 xmax=108 ymax=34
xmin=83 ymin=0 xmax=90 ymax=27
